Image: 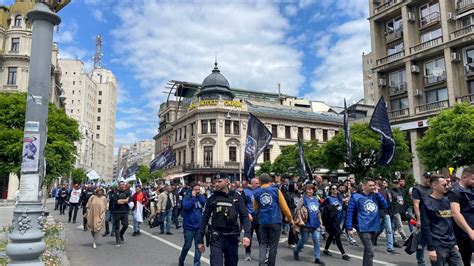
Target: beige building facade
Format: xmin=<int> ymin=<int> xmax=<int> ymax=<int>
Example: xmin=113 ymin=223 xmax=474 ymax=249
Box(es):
xmin=59 ymin=59 xmax=117 ymax=180
xmin=117 ymin=140 xmax=155 ymax=177
xmin=364 ymin=0 xmax=474 ymax=180
xmin=155 ymin=64 xmax=343 ymax=183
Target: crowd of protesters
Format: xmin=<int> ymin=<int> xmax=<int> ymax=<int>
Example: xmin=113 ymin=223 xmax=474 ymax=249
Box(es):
xmin=49 ymin=166 xmax=473 ymax=266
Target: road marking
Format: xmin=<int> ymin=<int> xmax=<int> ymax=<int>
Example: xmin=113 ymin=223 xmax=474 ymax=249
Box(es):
xmin=303 ymin=244 xmax=397 ymax=266
xmin=129 ymin=226 xmax=210 ymax=265
xmin=279 ymin=238 xmax=288 ymax=243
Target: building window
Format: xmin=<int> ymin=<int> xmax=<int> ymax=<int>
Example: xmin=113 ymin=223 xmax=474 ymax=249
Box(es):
xmin=201 ymin=120 xmax=208 ymax=134
xmin=11 ymin=37 xmax=19 ymax=52
xmin=97 ymin=117 xmax=101 ymax=121
xmin=233 ymin=121 xmax=239 ymax=135
xmin=98 ymin=99 xmax=102 ymax=104
xmin=210 ymin=119 xmax=216 ymax=134
xmin=310 ymin=128 xmax=316 ymax=140
xmin=388 ymin=69 xmax=406 ymax=89
xmin=461 ymin=15 xmax=474 ymax=28
xmin=190 ymin=147 xmax=194 ymax=163
xmin=184 ymin=126 xmax=187 ymax=139
xmin=99 ymin=91 xmax=102 ymax=96
xmin=420 ymin=28 xmax=442 ymax=43
xmin=98 ymin=108 xmax=101 ymax=113
xmin=298 ymin=127 xmax=303 ymax=139
xmin=386 ymin=16 xmax=402 ymax=33
xmin=97 ymin=125 xmax=100 ymax=130
xmin=175 ymin=130 xmax=178 ymax=142
xmin=183 ymin=150 xmax=186 ymax=165
xmin=178 ymin=151 xmax=181 ymax=165
xmin=390 ymin=97 xmax=408 ymax=111
xmin=14 ymin=15 xmax=22 ymax=27
xmin=419 ymin=2 xmax=440 ymax=27
xmin=323 ymin=129 xmax=328 ymax=142
xmin=225 ymin=120 xmax=231 ymax=134
xmin=263 ymin=148 xmax=270 ymax=162
xmin=425 ymin=87 xmax=448 ymax=103
xmin=272 ymin=125 xmax=278 ymax=138
xmin=285 ymin=126 xmax=291 ymax=139
xmin=424 ymin=57 xmax=445 ymax=85
xmin=96 ymin=134 xmax=99 ymax=139
xmin=468 ymin=81 xmax=474 ymax=94
xmin=179 ymin=128 xmax=182 ymax=140
xmin=204 ymin=146 xmax=213 ymax=167
xmin=191 ymin=122 xmax=195 ymax=136
xmin=229 ymin=146 xmax=237 ymax=162
xmin=387 ymin=42 xmax=403 ymax=55
xmin=7 ymin=67 xmax=17 ymax=85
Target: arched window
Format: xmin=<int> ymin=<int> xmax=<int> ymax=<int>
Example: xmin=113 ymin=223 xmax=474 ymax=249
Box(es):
xmin=14 ymin=15 xmax=22 ymax=27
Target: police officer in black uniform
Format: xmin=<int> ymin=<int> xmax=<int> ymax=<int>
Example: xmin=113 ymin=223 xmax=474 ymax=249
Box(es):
xmin=197 ymin=175 xmax=251 ymax=266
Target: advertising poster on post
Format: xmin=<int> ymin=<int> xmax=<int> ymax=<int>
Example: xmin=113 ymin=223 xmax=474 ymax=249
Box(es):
xmin=21 ymin=133 xmax=40 ymax=172
xmin=19 ymin=173 xmax=39 ymax=201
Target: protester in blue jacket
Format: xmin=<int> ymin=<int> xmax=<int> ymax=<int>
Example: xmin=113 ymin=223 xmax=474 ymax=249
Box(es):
xmin=179 ymin=183 xmax=206 ymax=266
xmin=346 ymin=177 xmax=388 ymax=266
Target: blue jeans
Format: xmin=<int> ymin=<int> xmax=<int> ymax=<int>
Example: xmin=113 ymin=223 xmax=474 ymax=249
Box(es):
xmin=416 ymin=244 xmax=426 ymax=266
xmin=133 ymin=218 xmax=141 ymax=232
xmin=179 ymin=229 xmax=201 ymax=266
xmin=160 ymin=209 xmax=173 ymax=233
xmin=380 ymin=214 xmax=394 ymax=251
xmin=295 ymin=228 xmax=321 ymax=259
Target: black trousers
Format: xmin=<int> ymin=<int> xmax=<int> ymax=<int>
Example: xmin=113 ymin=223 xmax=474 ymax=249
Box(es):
xmin=58 ymin=199 xmax=66 ymax=214
xmin=259 ymin=223 xmax=281 ymax=266
xmin=68 ymin=203 xmax=79 ymax=222
xmin=113 ymin=212 xmax=129 ymax=242
xmin=210 ymin=234 xmax=239 ymax=266
xmin=324 ymin=232 xmax=345 ymax=255
xmin=245 ymin=221 xmax=260 ymax=254
xmin=82 ymin=207 xmax=88 ymax=229
xmin=456 ymin=235 xmax=473 ymax=266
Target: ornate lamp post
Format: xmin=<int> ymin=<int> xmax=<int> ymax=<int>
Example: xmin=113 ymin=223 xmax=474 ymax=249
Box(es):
xmin=6 ymin=1 xmax=68 ymax=265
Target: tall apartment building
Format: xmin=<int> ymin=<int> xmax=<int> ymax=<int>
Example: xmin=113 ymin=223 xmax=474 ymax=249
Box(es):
xmin=116 ymin=140 xmax=155 ymax=177
xmin=364 ymin=0 xmax=474 ymax=180
xmin=59 ymin=59 xmax=117 ymax=180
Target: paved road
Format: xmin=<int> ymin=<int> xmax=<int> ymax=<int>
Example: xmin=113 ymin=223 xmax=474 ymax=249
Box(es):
xmin=45 ymin=202 xmax=426 ymax=266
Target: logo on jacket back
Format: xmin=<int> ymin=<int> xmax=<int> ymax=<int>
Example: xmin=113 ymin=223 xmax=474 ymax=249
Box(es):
xmin=260 ymin=193 xmax=273 ymax=206
xmin=364 ymin=199 xmax=378 ymax=213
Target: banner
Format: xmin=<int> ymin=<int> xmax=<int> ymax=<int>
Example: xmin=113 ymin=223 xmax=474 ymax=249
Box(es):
xmin=87 ymin=170 xmax=100 ymax=180
xmin=244 ymin=113 xmax=272 ymax=181
xmin=124 ymin=162 xmax=139 ymax=178
xmin=344 ymin=98 xmax=353 ymax=164
xmin=298 ymin=137 xmax=307 ymax=181
xmin=150 ymin=147 xmax=176 ymax=172
xmin=369 ymin=97 xmax=395 ymax=166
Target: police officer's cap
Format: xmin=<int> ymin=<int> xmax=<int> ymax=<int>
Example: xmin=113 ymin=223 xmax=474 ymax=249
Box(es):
xmin=214 ymin=174 xmax=229 ymax=180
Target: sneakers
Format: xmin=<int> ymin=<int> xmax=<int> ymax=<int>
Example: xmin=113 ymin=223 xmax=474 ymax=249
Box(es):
xmin=120 ymin=235 xmax=124 ymax=242
xmin=159 ymin=231 xmax=165 ymax=235
xmin=132 ymin=232 xmax=138 ymax=236
xmin=314 ymin=258 xmax=324 ymax=265
xmin=393 ymin=242 xmax=403 ymax=248
xmin=245 ymin=254 xmax=252 ymax=261
xmin=166 ymin=232 xmax=173 ymax=235
xmin=342 ymin=254 xmax=351 ymax=261
xmin=322 ymin=250 xmax=332 ymax=256
xmin=115 ymin=240 xmax=121 ymax=247
xmin=288 ymin=243 xmax=296 ymax=249
xmin=137 ymin=231 xmax=141 ymax=235
xmin=293 ymin=251 xmax=299 ymax=261
xmin=387 ymin=249 xmax=400 ymax=255
xmin=348 ymin=241 xmax=359 ymax=247
xmin=102 ymin=232 xmax=110 ymax=237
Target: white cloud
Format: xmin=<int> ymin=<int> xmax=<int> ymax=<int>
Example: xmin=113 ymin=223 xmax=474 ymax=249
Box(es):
xmin=92 ymin=9 xmax=106 ymax=23
xmin=115 ymin=120 xmax=134 ymax=130
xmin=54 ymin=21 xmax=78 ymax=44
xmin=284 ymin=5 xmax=298 ymax=16
xmin=111 ymin=0 xmax=304 ymax=107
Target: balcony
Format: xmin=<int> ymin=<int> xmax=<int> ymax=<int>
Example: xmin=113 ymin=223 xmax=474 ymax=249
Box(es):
xmin=465 ymin=64 xmax=474 ymax=78
xmin=410 ymin=36 xmax=443 ymax=54
xmin=376 ymin=50 xmax=405 ymax=66
xmin=450 ymin=25 xmax=474 ymax=40
xmin=389 ymin=108 xmax=409 ymax=118
xmin=389 ymin=82 xmax=407 ymax=96
xmin=424 ymin=72 xmax=446 ymax=86
xmin=183 ymin=161 xmax=241 ymax=171
xmin=456 ymin=0 xmax=474 ymax=13
xmin=374 ymin=0 xmax=403 ymax=14
xmin=415 ymin=100 xmax=449 ymax=114
xmin=456 ymin=93 xmax=474 ymax=103
xmin=419 ymin=12 xmax=440 ymax=29
xmin=385 ymin=28 xmax=403 ymax=43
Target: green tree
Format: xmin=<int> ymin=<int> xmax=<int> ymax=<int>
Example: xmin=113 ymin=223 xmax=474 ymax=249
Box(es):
xmin=256 ymin=161 xmax=272 ymax=176
xmin=271 ymin=140 xmax=322 ymax=176
xmin=417 ymin=103 xmax=474 ymax=171
xmin=0 ymin=93 xmax=80 ymax=184
xmin=321 ymin=123 xmax=411 ymax=181
xmin=71 ymin=168 xmax=87 ymax=184
xmin=136 ymin=164 xmax=153 ymax=184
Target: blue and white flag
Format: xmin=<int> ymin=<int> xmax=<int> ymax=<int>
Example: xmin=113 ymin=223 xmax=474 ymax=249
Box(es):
xmin=298 ymin=137 xmax=307 ymax=180
xmin=124 ymin=162 xmax=139 ymax=178
xmin=344 ymin=99 xmax=352 ymax=164
xmin=244 ymin=113 xmax=272 ymax=181
xmin=150 ymin=147 xmax=176 ymax=172
xmin=87 ymin=170 xmax=100 ymax=180
xmin=369 ymin=97 xmax=395 ymax=166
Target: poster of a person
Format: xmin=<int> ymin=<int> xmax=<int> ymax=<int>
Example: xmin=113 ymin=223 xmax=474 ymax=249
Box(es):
xmin=21 ymin=134 xmax=40 ymax=172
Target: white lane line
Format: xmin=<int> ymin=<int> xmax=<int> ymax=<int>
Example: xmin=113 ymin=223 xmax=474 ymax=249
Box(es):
xmin=128 ymin=226 xmax=210 ymax=265
xmin=303 ymin=244 xmax=397 ymax=266
xmin=279 ymin=238 xmax=288 ymax=243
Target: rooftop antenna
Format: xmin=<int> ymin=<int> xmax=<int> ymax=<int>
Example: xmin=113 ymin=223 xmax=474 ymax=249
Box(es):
xmin=278 ymin=83 xmax=282 ymax=104
xmin=214 ymin=51 xmax=218 ymax=68
xmin=93 ymin=35 xmax=103 ymax=69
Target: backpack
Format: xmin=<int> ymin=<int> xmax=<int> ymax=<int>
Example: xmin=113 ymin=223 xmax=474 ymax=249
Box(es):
xmin=211 ymin=191 xmax=239 ymax=233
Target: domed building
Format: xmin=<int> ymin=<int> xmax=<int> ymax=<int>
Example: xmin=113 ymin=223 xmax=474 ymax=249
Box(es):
xmin=154 ymin=62 xmax=343 ymax=184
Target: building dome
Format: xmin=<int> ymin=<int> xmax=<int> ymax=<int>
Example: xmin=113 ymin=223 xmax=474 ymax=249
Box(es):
xmin=197 ymin=62 xmax=234 ymax=100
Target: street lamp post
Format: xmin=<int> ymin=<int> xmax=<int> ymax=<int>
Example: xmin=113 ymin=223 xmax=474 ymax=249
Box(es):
xmin=6 ymin=2 xmax=62 ymax=265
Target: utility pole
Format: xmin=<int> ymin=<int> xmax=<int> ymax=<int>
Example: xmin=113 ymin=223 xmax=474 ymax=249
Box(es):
xmin=6 ymin=1 xmax=67 ymax=265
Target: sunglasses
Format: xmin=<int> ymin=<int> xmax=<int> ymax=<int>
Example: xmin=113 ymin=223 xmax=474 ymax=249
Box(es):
xmin=331 ymin=188 xmax=337 ymax=190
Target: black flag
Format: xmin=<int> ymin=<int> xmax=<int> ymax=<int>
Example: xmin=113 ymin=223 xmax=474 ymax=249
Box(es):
xmin=344 ymin=99 xmax=352 ymax=164
xmin=244 ymin=113 xmax=272 ymax=181
xmin=369 ymin=97 xmax=395 ymax=166
xmin=150 ymin=147 xmax=176 ymax=172
xmin=123 ymin=162 xmax=139 ymax=178
xmin=298 ymin=137 xmax=307 ymax=181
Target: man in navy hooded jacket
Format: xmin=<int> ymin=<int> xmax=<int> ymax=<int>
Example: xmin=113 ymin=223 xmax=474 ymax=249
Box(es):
xmin=178 ymin=183 xmax=206 ymax=266
xmin=346 ymin=177 xmax=388 ymax=266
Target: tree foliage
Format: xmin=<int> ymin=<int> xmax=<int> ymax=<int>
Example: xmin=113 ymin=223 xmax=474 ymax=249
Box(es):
xmin=322 ymin=123 xmax=411 ymax=181
xmin=416 ymin=103 xmax=474 ymax=171
xmin=256 ymin=161 xmax=272 ymax=176
xmin=71 ymin=168 xmax=87 ymax=184
xmin=272 ymin=140 xmax=322 ymax=176
xmin=0 ymin=93 xmax=80 ymax=183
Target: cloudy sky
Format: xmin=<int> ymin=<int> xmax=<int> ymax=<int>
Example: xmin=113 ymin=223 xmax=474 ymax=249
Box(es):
xmin=1 ymin=0 xmax=371 ymax=150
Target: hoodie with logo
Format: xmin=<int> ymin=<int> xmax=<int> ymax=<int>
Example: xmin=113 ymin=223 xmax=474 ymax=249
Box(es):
xmin=345 ymin=191 xmax=388 ymax=233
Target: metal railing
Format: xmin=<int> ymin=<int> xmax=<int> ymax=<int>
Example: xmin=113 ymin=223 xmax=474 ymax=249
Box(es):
xmin=456 ymin=93 xmax=474 ymax=103
xmin=410 ymin=36 xmax=443 ymax=53
xmin=424 ymin=72 xmax=446 ymax=86
xmin=389 ymin=82 xmax=407 ymax=95
xmin=456 ymin=0 xmax=474 ymax=12
xmin=450 ymin=25 xmax=474 ymax=40
xmin=385 ymin=28 xmax=403 ymax=43
xmin=183 ymin=161 xmax=241 ymax=171
xmin=415 ymin=100 xmax=449 ymax=114
xmin=376 ymin=50 xmax=405 ymax=66
xmin=420 ymin=12 xmax=440 ymax=28
xmin=374 ymin=0 xmax=403 ymax=14
xmin=389 ymin=108 xmax=409 ymax=118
